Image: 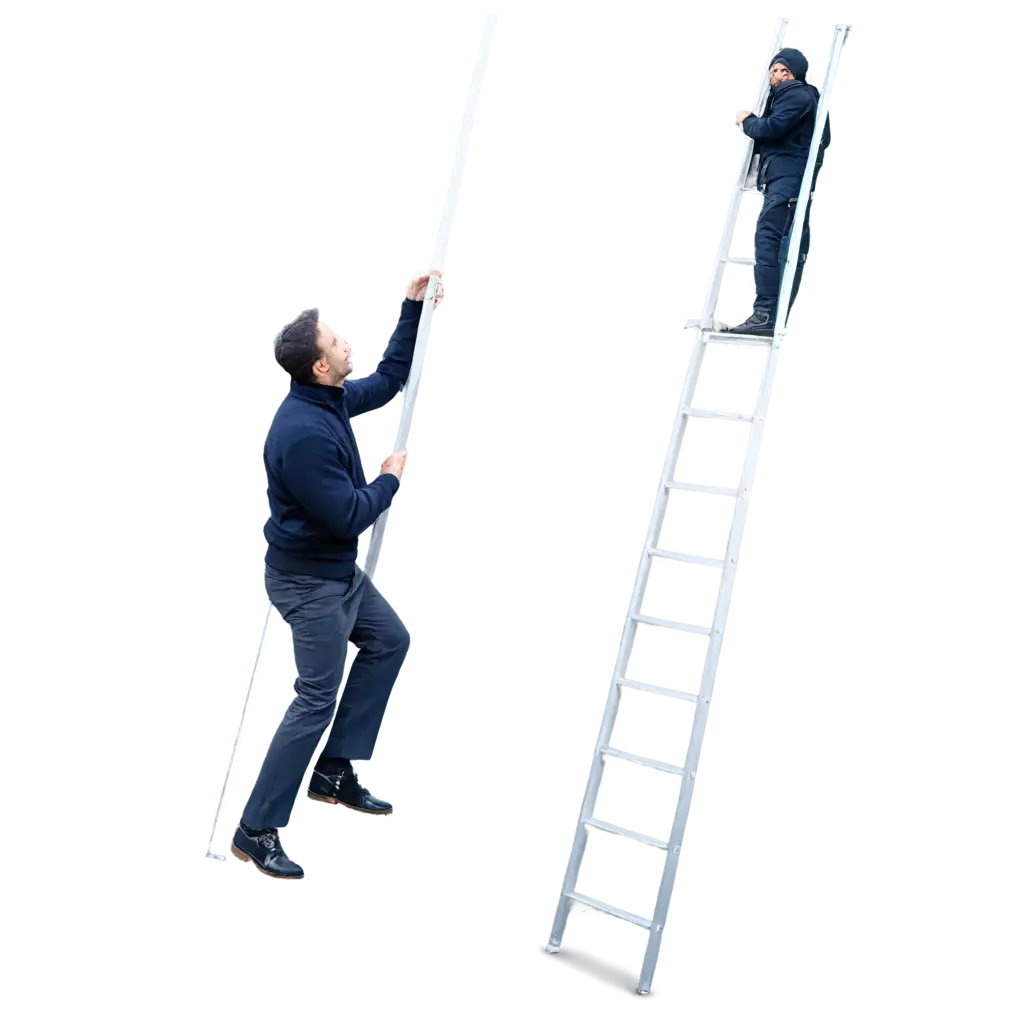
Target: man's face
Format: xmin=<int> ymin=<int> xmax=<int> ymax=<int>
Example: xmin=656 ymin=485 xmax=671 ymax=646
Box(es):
xmin=770 ymin=62 xmax=795 ymax=86
xmin=313 ymin=321 xmax=353 ymax=385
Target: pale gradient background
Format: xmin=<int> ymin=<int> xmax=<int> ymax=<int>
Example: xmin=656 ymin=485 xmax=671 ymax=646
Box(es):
xmin=0 ymin=4 xmax=1019 ymax=1019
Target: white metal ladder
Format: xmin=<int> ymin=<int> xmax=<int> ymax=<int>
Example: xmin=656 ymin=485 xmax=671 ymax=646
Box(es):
xmin=546 ymin=19 xmax=851 ymax=996
xmin=196 ymin=9 xmax=503 ymax=872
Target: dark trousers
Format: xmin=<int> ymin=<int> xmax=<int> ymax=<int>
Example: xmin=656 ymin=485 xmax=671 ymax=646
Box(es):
xmin=241 ymin=564 xmax=410 ymax=829
xmin=753 ymin=175 xmax=812 ymax=314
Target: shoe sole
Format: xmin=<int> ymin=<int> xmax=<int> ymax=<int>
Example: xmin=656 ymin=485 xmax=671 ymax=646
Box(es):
xmin=230 ymin=843 xmax=304 ymax=879
xmin=307 ymin=791 xmax=392 ymax=815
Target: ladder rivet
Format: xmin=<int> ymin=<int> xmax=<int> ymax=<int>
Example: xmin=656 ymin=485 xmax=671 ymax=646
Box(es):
xmin=656 ymin=924 xmax=663 ymax=933
xmin=689 ymin=771 xmax=696 ymax=780
xmin=673 ymin=846 xmax=681 ymax=854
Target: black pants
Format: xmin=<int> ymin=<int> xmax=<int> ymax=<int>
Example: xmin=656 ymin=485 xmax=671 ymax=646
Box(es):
xmin=753 ymin=175 xmax=812 ymax=314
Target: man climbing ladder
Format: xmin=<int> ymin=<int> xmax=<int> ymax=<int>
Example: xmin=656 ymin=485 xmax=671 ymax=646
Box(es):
xmin=726 ymin=46 xmax=831 ymax=335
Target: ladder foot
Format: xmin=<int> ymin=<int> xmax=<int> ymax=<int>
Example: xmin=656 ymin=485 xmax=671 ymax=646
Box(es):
xmin=540 ymin=942 xmax=659 ymax=999
xmin=545 ymin=942 xmax=561 ymax=953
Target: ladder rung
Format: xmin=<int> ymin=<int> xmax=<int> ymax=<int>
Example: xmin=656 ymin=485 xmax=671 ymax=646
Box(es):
xmin=666 ymin=481 xmax=739 ymax=497
xmin=649 ymin=547 xmax=724 ymax=569
xmin=617 ymin=677 xmax=699 ymax=702
xmin=742 ymin=186 xmax=760 ymax=193
xmin=722 ymin=256 xmax=755 ymax=265
xmin=601 ymin=746 xmax=686 ymax=776
xmin=583 ymin=817 xmax=669 ymax=851
xmin=566 ymin=891 xmax=653 ymax=930
xmin=633 ymin=613 xmax=711 ymax=636
xmin=680 ymin=406 xmax=753 ymax=423
xmin=703 ymin=331 xmax=773 ymax=347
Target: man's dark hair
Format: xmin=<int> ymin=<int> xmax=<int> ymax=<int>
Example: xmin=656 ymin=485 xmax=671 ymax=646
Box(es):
xmin=274 ymin=308 xmax=321 ymax=384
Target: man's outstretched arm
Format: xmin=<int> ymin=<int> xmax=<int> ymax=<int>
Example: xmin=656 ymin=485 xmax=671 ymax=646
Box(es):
xmin=345 ymin=271 xmax=444 ymax=418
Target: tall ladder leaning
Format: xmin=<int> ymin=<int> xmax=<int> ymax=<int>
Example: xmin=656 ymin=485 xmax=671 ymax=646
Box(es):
xmin=545 ymin=19 xmax=851 ymax=995
xmin=198 ymin=9 xmax=503 ymax=872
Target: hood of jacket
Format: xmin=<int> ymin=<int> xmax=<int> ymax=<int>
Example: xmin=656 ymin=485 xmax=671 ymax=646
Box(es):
xmin=762 ymin=49 xmax=818 ymax=123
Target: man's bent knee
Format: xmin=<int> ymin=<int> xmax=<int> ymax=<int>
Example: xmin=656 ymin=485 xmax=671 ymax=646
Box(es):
xmin=373 ymin=615 xmax=410 ymax=659
xmin=289 ymin=678 xmax=342 ymax=719
xmin=391 ymin=622 xmax=411 ymax=657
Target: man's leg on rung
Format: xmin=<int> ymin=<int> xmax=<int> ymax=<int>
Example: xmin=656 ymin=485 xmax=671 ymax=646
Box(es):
xmin=725 ymin=177 xmax=802 ymax=335
xmin=307 ymin=577 xmax=410 ymax=813
xmin=752 ymin=179 xmax=801 ymax=313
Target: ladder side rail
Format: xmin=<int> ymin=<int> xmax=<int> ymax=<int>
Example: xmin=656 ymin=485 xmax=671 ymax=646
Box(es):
xmin=638 ymin=27 xmax=853 ymax=992
xmin=544 ymin=12 xmax=790 ymax=946
xmin=364 ymin=15 xmax=497 ymax=579
xmin=200 ymin=602 xmax=274 ymax=860
xmin=770 ymin=29 xmax=843 ymax=335
xmin=199 ymin=12 xmax=503 ymax=868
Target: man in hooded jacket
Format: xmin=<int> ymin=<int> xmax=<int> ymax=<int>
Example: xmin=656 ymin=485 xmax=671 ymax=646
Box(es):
xmin=726 ymin=47 xmax=830 ymax=335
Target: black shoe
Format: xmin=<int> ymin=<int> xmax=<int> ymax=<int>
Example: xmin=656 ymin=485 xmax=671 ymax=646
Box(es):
xmin=724 ymin=309 xmax=775 ymax=335
xmin=231 ymin=824 xmax=304 ymax=879
xmin=308 ymin=765 xmax=393 ymax=815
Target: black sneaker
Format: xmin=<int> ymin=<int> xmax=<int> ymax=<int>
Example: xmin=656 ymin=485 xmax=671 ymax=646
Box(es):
xmin=724 ymin=309 xmax=775 ymax=335
xmin=308 ymin=765 xmax=393 ymax=815
xmin=231 ymin=824 xmax=304 ymax=879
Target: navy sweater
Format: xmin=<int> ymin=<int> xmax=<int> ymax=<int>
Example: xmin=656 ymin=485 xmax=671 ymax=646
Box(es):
xmin=742 ymin=78 xmax=831 ymax=190
xmin=263 ymin=298 xmax=423 ymax=579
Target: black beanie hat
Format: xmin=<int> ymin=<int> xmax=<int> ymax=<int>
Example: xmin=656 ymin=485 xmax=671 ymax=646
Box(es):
xmin=770 ymin=47 xmax=811 ymax=84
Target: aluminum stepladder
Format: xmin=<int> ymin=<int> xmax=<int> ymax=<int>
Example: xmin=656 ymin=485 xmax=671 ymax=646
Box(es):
xmin=546 ymin=19 xmax=851 ymax=995
xmin=198 ymin=9 xmax=503 ymax=872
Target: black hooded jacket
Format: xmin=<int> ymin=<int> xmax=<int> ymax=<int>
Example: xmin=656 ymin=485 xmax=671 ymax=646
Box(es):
xmin=741 ymin=47 xmax=830 ymax=190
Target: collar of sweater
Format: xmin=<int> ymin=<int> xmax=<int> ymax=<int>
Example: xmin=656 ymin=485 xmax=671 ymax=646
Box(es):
xmin=290 ymin=379 xmax=345 ymax=408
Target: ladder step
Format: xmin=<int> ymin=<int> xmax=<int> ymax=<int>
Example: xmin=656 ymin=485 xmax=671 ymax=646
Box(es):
xmin=685 ymin=317 xmax=765 ymax=344
xmin=617 ymin=676 xmax=699 ymax=702
xmin=703 ymin=331 xmax=773 ymax=347
xmin=680 ymin=406 xmax=753 ymax=423
xmin=666 ymin=481 xmax=739 ymax=497
xmin=602 ymin=746 xmax=687 ymax=776
xmin=632 ymin=613 xmax=711 ymax=636
xmin=649 ymin=547 xmax=724 ymax=569
xmin=583 ymin=817 xmax=669 ymax=851
xmin=565 ymin=891 xmax=653 ymax=930
xmin=722 ymin=256 xmax=755 ymax=265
